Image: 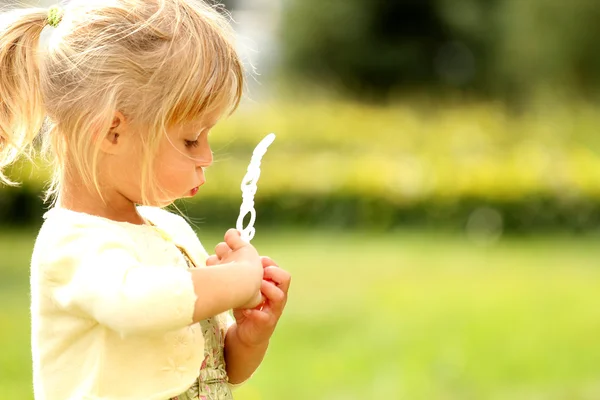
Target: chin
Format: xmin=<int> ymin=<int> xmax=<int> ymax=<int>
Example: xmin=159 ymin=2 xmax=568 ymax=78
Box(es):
xmin=136 ymin=187 xmax=191 ymax=208
xmin=135 ymin=196 xmax=176 ymax=208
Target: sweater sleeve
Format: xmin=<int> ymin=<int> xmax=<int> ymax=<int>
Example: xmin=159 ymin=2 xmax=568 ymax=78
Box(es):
xmin=42 ymin=227 xmax=197 ymax=336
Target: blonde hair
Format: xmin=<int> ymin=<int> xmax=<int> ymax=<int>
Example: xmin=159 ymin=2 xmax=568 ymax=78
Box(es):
xmin=0 ymin=0 xmax=243 ymax=203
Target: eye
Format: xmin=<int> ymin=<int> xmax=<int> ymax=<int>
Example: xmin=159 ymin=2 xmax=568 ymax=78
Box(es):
xmin=184 ymin=139 xmax=199 ymax=148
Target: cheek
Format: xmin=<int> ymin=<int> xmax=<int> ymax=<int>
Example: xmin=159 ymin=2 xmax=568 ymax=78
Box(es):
xmin=110 ymin=149 xmax=143 ymax=185
xmin=154 ymin=151 xmax=195 ymax=188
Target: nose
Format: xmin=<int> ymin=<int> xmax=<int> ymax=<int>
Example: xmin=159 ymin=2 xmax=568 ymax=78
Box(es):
xmin=195 ymin=141 xmax=213 ymax=169
xmin=196 ymin=153 xmax=213 ymax=169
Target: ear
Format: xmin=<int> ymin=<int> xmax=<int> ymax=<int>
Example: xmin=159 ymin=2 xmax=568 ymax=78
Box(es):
xmin=100 ymin=111 xmax=128 ymax=154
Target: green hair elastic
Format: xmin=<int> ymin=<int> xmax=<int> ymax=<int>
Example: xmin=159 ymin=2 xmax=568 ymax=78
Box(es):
xmin=47 ymin=6 xmax=64 ymax=28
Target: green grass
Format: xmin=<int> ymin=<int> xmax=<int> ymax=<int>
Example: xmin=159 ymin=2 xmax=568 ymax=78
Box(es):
xmin=1 ymin=228 xmax=600 ymax=399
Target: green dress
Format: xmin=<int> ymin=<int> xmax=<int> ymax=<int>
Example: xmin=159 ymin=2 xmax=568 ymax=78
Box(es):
xmin=170 ymin=247 xmax=235 ymax=400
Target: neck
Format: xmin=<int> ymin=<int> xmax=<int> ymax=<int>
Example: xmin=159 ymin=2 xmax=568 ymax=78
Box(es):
xmin=58 ymin=177 xmax=146 ymax=225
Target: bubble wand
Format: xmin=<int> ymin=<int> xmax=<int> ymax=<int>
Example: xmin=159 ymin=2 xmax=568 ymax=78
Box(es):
xmin=236 ymin=133 xmax=276 ymax=242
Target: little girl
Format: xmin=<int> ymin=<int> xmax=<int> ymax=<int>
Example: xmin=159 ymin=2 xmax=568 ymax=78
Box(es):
xmin=0 ymin=1 xmax=291 ymax=399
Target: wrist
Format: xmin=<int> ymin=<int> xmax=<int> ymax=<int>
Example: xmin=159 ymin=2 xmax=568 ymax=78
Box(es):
xmin=231 ymin=323 xmax=270 ymax=350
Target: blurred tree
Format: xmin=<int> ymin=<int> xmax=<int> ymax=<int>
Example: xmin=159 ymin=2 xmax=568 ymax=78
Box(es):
xmin=436 ymin=0 xmax=501 ymax=93
xmin=280 ymin=0 xmax=448 ymax=99
xmin=495 ymin=0 xmax=600 ymax=99
xmin=282 ymin=0 xmax=600 ymax=101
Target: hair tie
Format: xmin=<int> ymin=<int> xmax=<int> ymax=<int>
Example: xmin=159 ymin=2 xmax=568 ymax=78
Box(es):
xmin=47 ymin=6 xmax=64 ymax=28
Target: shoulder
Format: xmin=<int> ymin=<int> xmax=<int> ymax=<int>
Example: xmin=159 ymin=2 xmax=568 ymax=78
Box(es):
xmin=32 ymin=208 xmax=143 ymax=286
xmin=36 ymin=208 xmax=140 ymax=251
xmin=137 ymin=206 xmax=195 ymax=236
xmin=138 ymin=206 xmax=210 ymax=264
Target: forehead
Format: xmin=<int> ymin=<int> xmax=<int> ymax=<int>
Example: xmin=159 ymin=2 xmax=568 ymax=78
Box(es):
xmin=174 ymin=109 xmax=222 ymax=135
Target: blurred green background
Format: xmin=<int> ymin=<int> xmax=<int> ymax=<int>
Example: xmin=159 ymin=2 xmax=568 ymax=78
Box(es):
xmin=2 ymin=0 xmax=600 ymax=399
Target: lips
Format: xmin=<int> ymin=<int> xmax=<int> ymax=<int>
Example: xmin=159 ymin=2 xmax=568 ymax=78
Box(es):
xmin=190 ymin=186 xmax=199 ymax=196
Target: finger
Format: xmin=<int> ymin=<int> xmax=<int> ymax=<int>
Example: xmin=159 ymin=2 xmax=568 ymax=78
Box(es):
xmin=242 ymin=308 xmax=271 ymax=323
xmin=259 ymin=293 xmax=267 ymax=306
xmin=245 ymin=298 xmax=274 ymax=319
xmin=245 ymin=298 xmax=266 ymax=313
xmin=263 ymin=266 xmax=291 ymax=294
xmin=261 ymin=256 xmax=278 ymax=268
xmin=205 ymin=255 xmax=219 ymax=266
xmin=255 ymin=297 xmax=273 ymax=315
xmin=235 ymin=295 xmax=266 ymax=321
xmin=261 ymin=280 xmax=286 ymax=314
xmin=224 ymin=228 xmax=247 ymax=251
xmin=214 ymin=242 xmax=231 ymax=259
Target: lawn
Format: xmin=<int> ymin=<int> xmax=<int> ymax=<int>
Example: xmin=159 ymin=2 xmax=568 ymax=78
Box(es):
xmin=1 ymin=228 xmax=599 ymax=399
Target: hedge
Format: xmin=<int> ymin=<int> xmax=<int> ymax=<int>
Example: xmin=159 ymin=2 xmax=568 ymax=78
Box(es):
xmin=3 ymin=99 xmax=600 ymax=232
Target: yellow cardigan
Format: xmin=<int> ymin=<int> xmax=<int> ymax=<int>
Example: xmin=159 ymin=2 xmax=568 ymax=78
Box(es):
xmin=30 ymin=206 xmax=235 ymax=400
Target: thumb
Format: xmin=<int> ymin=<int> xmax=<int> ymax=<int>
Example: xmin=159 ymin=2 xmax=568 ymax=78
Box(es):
xmin=224 ymin=228 xmax=246 ymax=251
xmin=205 ymin=255 xmax=219 ymax=266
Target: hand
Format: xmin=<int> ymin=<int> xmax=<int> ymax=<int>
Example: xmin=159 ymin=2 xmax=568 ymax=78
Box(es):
xmin=232 ymin=256 xmax=291 ymax=347
xmin=206 ymin=229 xmax=263 ymax=309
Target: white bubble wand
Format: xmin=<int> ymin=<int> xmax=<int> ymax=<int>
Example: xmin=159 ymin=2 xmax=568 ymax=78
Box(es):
xmin=236 ymin=133 xmax=276 ymax=242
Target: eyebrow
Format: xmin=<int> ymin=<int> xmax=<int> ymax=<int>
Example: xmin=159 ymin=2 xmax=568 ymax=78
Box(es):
xmin=189 ymin=123 xmax=215 ymax=139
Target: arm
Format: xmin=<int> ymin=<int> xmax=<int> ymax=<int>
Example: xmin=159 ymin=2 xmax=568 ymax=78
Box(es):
xmin=190 ymin=261 xmax=261 ymax=323
xmin=216 ymin=257 xmax=291 ymax=386
xmin=49 ymin=228 xmax=263 ymax=335
xmin=224 ymin=323 xmax=269 ymax=384
xmin=192 ymin=229 xmax=264 ymax=322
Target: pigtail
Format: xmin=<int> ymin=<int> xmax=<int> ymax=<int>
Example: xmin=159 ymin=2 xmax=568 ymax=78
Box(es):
xmin=0 ymin=8 xmax=48 ymax=185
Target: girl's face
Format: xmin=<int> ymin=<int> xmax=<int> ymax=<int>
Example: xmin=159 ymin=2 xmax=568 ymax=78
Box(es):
xmin=103 ymin=111 xmax=219 ymax=208
xmin=152 ymin=118 xmax=216 ymax=204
